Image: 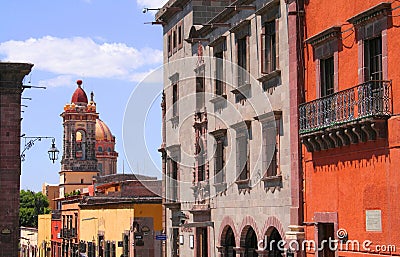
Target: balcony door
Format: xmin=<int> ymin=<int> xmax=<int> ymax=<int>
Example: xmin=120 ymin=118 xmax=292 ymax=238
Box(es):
xmin=320 ymin=56 xmax=334 ymax=97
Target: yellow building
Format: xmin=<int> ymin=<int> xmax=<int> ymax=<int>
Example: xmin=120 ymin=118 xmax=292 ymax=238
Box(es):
xmin=37 ymin=214 xmax=52 ymax=257
xmin=79 ymin=197 xmax=162 ymax=257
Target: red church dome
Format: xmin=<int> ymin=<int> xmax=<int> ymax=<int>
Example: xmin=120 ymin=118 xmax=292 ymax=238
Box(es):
xmin=71 ymin=80 xmax=88 ymax=104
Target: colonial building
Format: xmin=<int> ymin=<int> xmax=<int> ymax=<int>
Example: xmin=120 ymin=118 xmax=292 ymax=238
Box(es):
xmin=42 ymin=183 xmax=60 ymax=210
xmin=78 ymin=182 xmax=162 ymax=257
xmin=0 ymin=62 xmax=33 ymax=257
xmin=59 ymin=80 xmax=118 ymax=197
xmin=38 ymin=214 xmax=52 ymax=257
xmin=156 ymin=0 xmax=304 ymax=256
xmin=300 ymin=1 xmax=400 ymax=257
xmin=20 ymin=227 xmax=38 ymax=257
xmin=50 ymin=174 xmax=162 ymax=257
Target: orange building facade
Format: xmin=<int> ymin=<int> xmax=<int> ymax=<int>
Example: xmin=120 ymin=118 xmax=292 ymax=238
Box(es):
xmin=300 ymin=1 xmax=400 ymax=257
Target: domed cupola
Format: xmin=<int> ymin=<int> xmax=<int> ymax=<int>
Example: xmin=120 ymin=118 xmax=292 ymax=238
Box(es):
xmin=95 ymin=118 xmax=118 ymax=176
xmin=71 ymin=80 xmax=88 ymax=104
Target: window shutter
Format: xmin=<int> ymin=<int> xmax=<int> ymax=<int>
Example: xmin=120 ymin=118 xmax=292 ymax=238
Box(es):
xmin=167 ymin=31 xmax=172 ymax=57
xmin=275 ymin=19 xmax=279 ymax=70
xmin=261 ymin=26 xmax=266 ymax=74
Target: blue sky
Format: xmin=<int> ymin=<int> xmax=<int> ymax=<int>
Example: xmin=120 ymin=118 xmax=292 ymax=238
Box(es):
xmin=0 ymin=0 xmax=167 ymax=192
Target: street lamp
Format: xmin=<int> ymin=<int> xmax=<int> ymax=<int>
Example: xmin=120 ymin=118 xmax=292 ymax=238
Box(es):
xmin=142 ymin=7 xmax=161 ymax=13
xmin=20 ymin=136 xmax=59 ymax=163
xmin=48 ymin=138 xmax=60 ymax=163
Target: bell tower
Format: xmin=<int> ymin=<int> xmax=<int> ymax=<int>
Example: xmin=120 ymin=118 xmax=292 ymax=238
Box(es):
xmin=59 ymin=80 xmax=99 ymax=197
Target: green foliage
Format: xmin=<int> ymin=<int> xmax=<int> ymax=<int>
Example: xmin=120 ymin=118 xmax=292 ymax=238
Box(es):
xmin=64 ymin=190 xmax=81 ymax=198
xmin=19 ymin=190 xmax=51 ymax=228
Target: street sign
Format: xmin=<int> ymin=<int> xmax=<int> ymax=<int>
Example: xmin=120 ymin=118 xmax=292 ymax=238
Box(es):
xmin=135 ymin=235 xmax=143 ymax=240
xmin=156 ymin=234 xmax=167 ymax=241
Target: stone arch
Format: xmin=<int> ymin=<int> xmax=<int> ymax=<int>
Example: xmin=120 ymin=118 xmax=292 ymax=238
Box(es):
xmin=75 ymin=129 xmax=87 ymax=160
xmin=218 ymin=216 xmax=237 ymax=246
xmin=238 ymin=216 xmax=260 ymax=248
xmin=260 ymin=216 xmax=286 ymax=241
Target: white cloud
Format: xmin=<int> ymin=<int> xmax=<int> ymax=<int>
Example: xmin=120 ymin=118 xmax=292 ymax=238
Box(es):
xmin=38 ymin=75 xmax=75 ymax=88
xmin=0 ymin=36 xmax=163 ymax=82
xmin=137 ymin=0 xmax=168 ymax=9
xmin=128 ymin=68 xmax=163 ymax=83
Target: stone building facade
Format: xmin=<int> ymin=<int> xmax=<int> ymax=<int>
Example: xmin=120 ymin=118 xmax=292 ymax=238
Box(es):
xmin=157 ymin=0 xmax=303 ymax=256
xmin=0 ymin=62 xmax=33 ymax=257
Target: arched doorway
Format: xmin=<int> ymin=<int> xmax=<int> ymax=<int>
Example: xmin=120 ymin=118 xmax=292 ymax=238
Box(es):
xmin=224 ymin=227 xmax=236 ymax=257
xmin=267 ymin=228 xmax=283 ymax=257
xmin=242 ymin=227 xmax=258 ymax=257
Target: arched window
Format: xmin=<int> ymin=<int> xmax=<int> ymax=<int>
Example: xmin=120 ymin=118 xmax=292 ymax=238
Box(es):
xmin=75 ymin=130 xmax=87 ymax=160
xmin=107 ymin=147 xmax=112 ymax=152
xmin=98 ymin=146 xmax=103 ymax=152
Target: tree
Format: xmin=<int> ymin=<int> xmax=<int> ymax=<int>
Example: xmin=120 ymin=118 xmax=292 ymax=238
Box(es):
xmin=19 ymin=190 xmax=51 ymax=228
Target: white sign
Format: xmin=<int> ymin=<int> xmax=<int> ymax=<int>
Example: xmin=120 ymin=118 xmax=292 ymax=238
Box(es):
xmin=366 ymin=210 xmax=382 ymax=232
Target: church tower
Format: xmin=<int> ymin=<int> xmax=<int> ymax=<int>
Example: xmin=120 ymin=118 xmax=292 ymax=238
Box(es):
xmin=59 ymin=80 xmax=99 ymax=197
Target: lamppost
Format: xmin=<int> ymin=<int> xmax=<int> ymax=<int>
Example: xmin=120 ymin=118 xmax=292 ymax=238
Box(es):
xmin=20 ymin=136 xmax=60 ymax=163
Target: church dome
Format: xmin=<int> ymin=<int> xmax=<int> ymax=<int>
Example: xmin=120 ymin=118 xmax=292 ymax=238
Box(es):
xmin=71 ymin=80 xmax=88 ymax=104
xmin=96 ymin=119 xmax=113 ymax=142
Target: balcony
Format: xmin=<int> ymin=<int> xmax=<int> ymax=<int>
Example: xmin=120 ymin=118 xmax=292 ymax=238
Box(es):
xmin=299 ymin=80 xmax=392 ymax=152
xmin=61 ymin=228 xmax=77 ymax=239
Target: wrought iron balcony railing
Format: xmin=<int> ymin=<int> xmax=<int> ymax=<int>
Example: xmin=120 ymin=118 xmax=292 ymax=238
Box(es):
xmin=61 ymin=228 xmax=77 ymax=239
xmin=299 ymin=80 xmax=392 ymax=134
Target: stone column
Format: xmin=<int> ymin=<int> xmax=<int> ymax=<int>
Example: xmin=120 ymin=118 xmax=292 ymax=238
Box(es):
xmin=286 ymin=225 xmax=305 ymax=257
xmin=256 ymin=250 xmax=269 ymax=257
xmin=0 ymin=62 xmax=33 ymax=257
xmin=217 ymin=246 xmax=225 ymax=257
xmin=233 ymin=247 xmax=245 ymax=257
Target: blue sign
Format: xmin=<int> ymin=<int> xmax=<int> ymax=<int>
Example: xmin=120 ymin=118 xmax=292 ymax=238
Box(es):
xmin=156 ymin=234 xmax=167 ymax=241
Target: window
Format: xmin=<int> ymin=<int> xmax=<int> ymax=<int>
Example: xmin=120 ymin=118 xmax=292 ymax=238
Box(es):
xmin=172 ymin=83 xmax=178 ymax=117
xmin=320 ymin=56 xmax=334 ymax=97
xmin=105 ymin=241 xmax=111 ymax=257
xmin=88 ymin=242 xmax=95 ymax=257
xmin=98 ymin=146 xmax=103 ymax=152
xmin=237 ymin=36 xmax=249 ymax=86
xmin=98 ymin=163 xmax=103 ymax=172
xmin=196 ymin=77 xmax=205 ymax=111
xmin=123 ymin=234 xmax=129 ymax=257
xmin=172 ymin=228 xmax=180 ymax=257
xmin=198 ymin=157 xmax=205 ymax=182
xmin=364 ymin=36 xmax=382 ymax=81
xmin=168 ymin=32 xmax=172 ymax=56
xmin=173 ymin=28 xmax=177 ymax=51
xmin=81 ymin=179 xmax=84 ymax=184
xmin=318 ymin=223 xmax=335 ymax=257
xmin=363 ymin=36 xmax=384 ymax=114
xmin=168 ymin=21 xmax=183 ymax=56
xmin=236 ymin=124 xmax=250 ymax=181
xmin=195 ymin=121 xmax=206 ymax=182
xmin=215 ymin=51 xmax=224 ymax=95
xmin=170 ymin=160 xmax=178 ymax=202
xmin=111 ymin=242 xmax=116 ymax=257
xmin=177 ymin=22 xmax=183 ymax=48
xmin=261 ymin=20 xmax=277 ymax=74
xmin=263 ymin=119 xmax=280 ymax=177
xmin=196 ymin=227 xmax=208 ymax=257
xmin=214 ymin=135 xmax=225 ymax=184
